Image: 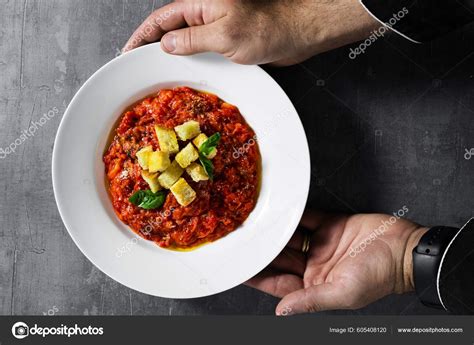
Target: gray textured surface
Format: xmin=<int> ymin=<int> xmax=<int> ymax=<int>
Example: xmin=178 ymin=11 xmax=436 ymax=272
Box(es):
xmin=0 ymin=0 xmax=472 ymax=315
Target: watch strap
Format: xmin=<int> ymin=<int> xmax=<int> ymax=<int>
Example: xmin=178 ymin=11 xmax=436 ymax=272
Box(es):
xmin=438 ymin=218 xmax=474 ymax=313
xmin=412 ymin=226 xmax=459 ymax=308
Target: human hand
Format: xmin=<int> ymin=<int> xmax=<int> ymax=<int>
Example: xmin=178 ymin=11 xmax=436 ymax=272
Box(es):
xmin=246 ymin=211 xmax=428 ymax=315
xmin=123 ymin=0 xmax=380 ymax=65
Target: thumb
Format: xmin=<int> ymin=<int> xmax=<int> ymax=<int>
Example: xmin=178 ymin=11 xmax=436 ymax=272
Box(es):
xmin=276 ymin=282 xmax=356 ymax=315
xmin=161 ymin=24 xmax=229 ymax=56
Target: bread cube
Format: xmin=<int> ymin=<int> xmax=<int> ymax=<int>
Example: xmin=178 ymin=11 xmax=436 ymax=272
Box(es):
xmin=136 ymin=146 xmax=153 ymax=169
xmin=147 ymin=151 xmax=171 ymax=173
xmin=192 ymin=133 xmax=217 ymax=159
xmin=170 ymin=178 xmax=196 ymax=206
xmin=192 ymin=133 xmax=208 ymax=149
xmin=158 ymin=160 xmax=184 ymax=189
xmin=154 ymin=125 xmax=179 ymax=153
xmin=174 ymin=120 xmax=201 ymax=141
xmin=186 ymin=162 xmax=209 ymax=182
xmin=175 ymin=143 xmax=199 ymax=169
xmin=141 ymin=170 xmax=161 ymax=193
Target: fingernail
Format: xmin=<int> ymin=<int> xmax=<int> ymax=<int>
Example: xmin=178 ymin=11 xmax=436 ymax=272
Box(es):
xmin=162 ymin=34 xmax=177 ymax=52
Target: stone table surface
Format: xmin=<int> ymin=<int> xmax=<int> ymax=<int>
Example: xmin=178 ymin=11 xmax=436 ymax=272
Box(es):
xmin=0 ymin=0 xmax=473 ymax=315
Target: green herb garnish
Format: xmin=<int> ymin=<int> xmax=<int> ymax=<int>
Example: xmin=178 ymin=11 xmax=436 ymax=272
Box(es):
xmin=197 ymin=132 xmax=220 ymax=180
xmin=199 ymin=132 xmax=221 ymax=156
xmin=199 ymin=153 xmax=214 ymax=181
xmin=129 ymin=190 xmax=167 ymax=210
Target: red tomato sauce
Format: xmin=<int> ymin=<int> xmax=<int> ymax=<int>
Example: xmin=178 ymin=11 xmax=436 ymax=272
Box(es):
xmin=103 ymin=87 xmax=260 ymax=249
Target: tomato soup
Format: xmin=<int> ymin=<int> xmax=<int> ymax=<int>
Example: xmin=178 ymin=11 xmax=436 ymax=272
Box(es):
xmin=103 ymin=87 xmax=260 ymax=249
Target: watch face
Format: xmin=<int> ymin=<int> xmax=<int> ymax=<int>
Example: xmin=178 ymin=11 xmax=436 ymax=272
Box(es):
xmin=438 ymin=219 xmax=474 ymax=314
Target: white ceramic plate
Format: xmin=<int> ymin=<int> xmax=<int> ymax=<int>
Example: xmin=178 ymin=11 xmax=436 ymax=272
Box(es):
xmin=52 ymin=43 xmax=310 ymax=298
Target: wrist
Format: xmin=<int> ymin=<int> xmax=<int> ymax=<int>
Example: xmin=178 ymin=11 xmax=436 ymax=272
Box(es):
xmin=292 ymin=0 xmax=380 ymax=56
xmin=402 ymin=226 xmax=429 ymax=293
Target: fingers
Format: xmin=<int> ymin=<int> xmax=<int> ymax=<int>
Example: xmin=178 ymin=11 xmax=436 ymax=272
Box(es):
xmin=286 ymin=210 xmax=332 ymax=251
xmin=286 ymin=211 xmax=331 ymax=254
xmin=270 ymin=248 xmax=306 ymax=276
xmin=287 ymin=211 xmax=330 ymax=250
xmin=161 ymin=22 xmax=230 ymax=55
xmin=286 ymin=230 xmax=304 ymax=251
xmin=276 ymin=282 xmax=344 ymax=315
xmin=300 ymin=210 xmax=330 ymax=230
xmin=123 ymin=3 xmax=184 ymax=52
xmin=123 ymin=1 xmax=231 ymax=54
xmin=245 ymin=268 xmax=304 ymax=298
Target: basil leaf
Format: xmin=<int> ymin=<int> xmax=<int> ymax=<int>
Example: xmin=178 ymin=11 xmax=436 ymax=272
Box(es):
xmin=129 ymin=190 xmax=146 ymax=205
xmin=139 ymin=190 xmax=167 ymax=210
xmin=199 ymin=132 xmax=221 ymax=156
xmin=199 ymin=153 xmax=214 ymax=181
xmin=129 ymin=190 xmax=167 ymax=210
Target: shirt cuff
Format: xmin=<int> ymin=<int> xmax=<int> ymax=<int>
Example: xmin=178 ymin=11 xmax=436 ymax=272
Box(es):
xmin=438 ymin=218 xmax=474 ymax=314
xmin=360 ymin=0 xmax=474 ymax=43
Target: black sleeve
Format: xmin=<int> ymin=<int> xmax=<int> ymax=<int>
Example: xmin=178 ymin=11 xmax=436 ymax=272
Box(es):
xmin=438 ymin=219 xmax=474 ymax=314
xmin=360 ymin=0 xmax=474 ymax=43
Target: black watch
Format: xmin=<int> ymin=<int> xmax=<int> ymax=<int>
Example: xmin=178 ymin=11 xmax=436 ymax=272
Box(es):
xmin=412 ymin=225 xmax=459 ymax=308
